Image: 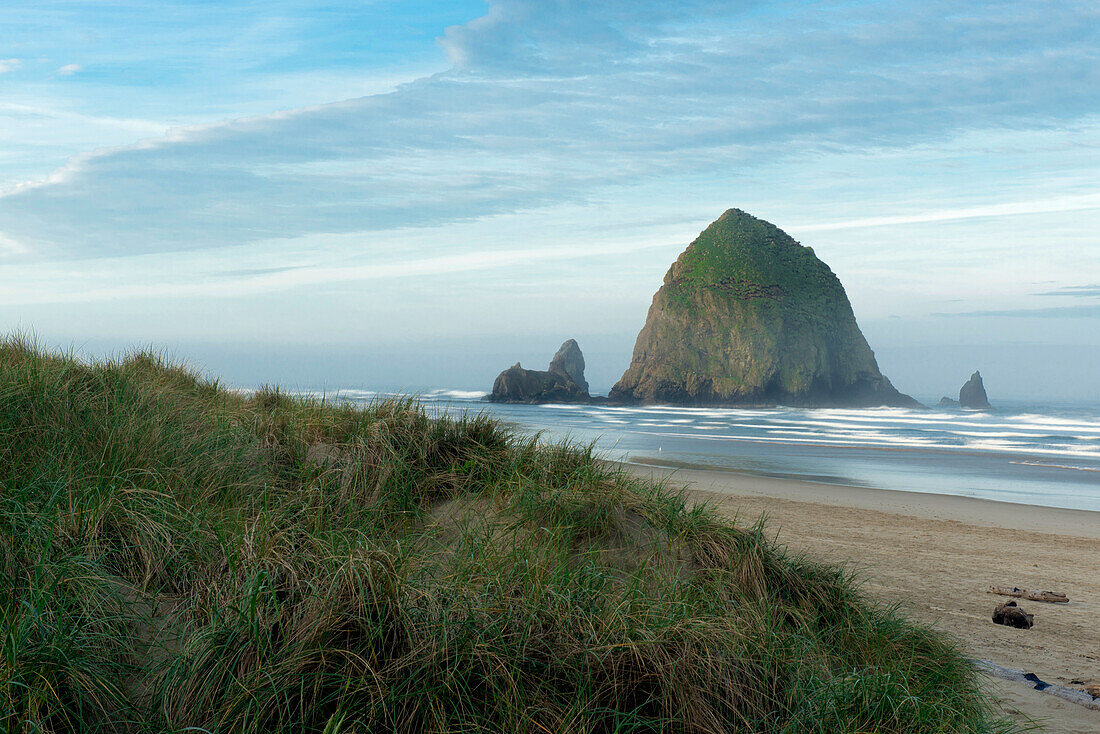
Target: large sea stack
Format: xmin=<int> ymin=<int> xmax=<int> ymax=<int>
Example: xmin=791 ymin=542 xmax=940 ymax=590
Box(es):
xmin=610 ymin=209 xmax=919 ymax=407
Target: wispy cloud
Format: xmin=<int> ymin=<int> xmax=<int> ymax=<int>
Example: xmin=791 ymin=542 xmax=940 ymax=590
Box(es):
xmin=56 ymin=63 xmax=82 ymax=75
xmin=1036 ymin=284 xmax=1100 ymax=298
xmin=0 ymin=232 xmax=27 ymax=255
xmin=0 ymin=58 xmax=20 ymax=74
xmin=789 ymin=194 xmax=1100 ymax=233
xmin=938 ymin=304 xmax=1100 ymax=319
xmin=0 ymin=237 xmax=676 ymax=306
xmin=0 ymin=0 xmax=1097 ymax=257
xmin=216 ymin=265 xmax=305 ymax=279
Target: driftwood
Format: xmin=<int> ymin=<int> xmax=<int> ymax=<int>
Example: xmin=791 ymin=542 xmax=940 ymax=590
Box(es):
xmin=992 ymin=600 xmax=1034 ymax=629
xmin=974 ymin=660 xmax=1100 ymax=711
xmin=988 ymin=585 xmax=1068 ymax=603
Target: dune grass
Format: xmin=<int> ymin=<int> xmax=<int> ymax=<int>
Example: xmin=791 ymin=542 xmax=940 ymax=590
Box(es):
xmin=0 ymin=337 xmax=1019 ymax=733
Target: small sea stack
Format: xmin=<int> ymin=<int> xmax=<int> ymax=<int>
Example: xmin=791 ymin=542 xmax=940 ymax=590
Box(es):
xmin=489 ymin=339 xmax=590 ymax=403
xmin=959 ymin=370 xmax=992 ymax=410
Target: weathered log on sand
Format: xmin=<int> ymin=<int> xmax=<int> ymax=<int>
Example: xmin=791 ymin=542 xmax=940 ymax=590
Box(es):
xmin=974 ymin=660 xmax=1100 ymax=711
xmin=988 ymin=585 xmax=1068 ymax=603
xmin=992 ymin=600 xmax=1034 ymax=629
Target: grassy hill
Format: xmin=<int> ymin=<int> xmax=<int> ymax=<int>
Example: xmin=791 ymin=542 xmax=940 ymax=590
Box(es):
xmin=0 ymin=338 xmax=1014 ymax=733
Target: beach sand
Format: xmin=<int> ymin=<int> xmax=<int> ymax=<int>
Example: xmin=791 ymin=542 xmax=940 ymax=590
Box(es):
xmin=623 ymin=463 xmax=1100 ymax=734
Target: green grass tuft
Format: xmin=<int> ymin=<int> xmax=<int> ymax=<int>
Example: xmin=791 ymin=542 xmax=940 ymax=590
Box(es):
xmin=0 ymin=337 xmax=1017 ymax=733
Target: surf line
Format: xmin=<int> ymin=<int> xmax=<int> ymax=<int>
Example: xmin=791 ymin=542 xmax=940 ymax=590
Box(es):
xmin=1010 ymin=460 xmax=1100 ymax=473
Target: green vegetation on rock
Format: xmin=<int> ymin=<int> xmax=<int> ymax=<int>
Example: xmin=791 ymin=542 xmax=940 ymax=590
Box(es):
xmin=0 ymin=339 xmax=1008 ymax=733
xmin=611 ymin=209 xmax=919 ymax=407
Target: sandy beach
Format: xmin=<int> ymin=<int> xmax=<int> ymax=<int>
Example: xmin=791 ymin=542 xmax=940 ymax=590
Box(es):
xmin=623 ymin=463 xmax=1100 ymax=734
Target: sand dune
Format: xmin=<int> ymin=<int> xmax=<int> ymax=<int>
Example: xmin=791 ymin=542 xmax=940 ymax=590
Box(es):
xmin=624 ymin=464 xmax=1100 ymax=734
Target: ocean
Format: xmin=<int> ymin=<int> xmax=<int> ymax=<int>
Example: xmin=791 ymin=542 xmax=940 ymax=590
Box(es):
xmin=331 ymin=390 xmax=1100 ymax=512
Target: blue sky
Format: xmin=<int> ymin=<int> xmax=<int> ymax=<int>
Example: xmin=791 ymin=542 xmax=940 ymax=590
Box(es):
xmin=1 ymin=0 xmax=1098 ymax=399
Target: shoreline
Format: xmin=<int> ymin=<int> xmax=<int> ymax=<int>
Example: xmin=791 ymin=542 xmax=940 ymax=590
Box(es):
xmin=618 ymin=459 xmax=1100 ymax=538
xmin=621 ymin=462 xmax=1100 ymax=733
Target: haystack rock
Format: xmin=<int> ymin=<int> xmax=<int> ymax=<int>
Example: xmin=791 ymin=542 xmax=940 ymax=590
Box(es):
xmin=489 ymin=340 xmax=589 ymax=403
xmin=958 ymin=370 xmax=991 ymax=410
xmin=609 ymin=209 xmax=919 ymax=407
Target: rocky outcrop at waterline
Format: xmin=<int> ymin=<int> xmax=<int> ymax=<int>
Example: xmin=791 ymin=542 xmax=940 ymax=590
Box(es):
xmin=959 ymin=370 xmax=992 ymax=410
xmin=609 ymin=209 xmax=919 ymax=408
xmin=489 ymin=339 xmax=590 ymax=403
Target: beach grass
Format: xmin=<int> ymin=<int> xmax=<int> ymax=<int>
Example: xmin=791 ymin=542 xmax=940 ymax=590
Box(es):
xmin=0 ymin=337 xmax=1019 ymax=733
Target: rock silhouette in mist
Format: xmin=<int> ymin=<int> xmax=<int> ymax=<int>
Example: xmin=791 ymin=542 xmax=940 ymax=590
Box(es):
xmin=958 ymin=370 xmax=991 ymax=409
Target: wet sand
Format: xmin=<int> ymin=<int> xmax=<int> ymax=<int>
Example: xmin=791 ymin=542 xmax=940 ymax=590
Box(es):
xmin=623 ymin=463 xmax=1100 ymax=734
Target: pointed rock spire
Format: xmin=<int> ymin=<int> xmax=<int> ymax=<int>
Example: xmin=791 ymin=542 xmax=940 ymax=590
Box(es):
xmin=959 ymin=370 xmax=991 ymax=409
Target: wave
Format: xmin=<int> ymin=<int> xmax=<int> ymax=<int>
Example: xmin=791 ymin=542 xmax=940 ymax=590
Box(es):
xmin=410 ymin=395 xmax=1100 ymax=511
xmin=343 ymin=391 xmax=1100 ymax=463
xmin=421 ymin=389 xmax=489 ymax=400
xmin=1002 ymin=415 xmax=1100 ymax=434
xmin=336 ymin=389 xmax=379 ymax=399
xmin=1010 ymin=460 xmax=1100 ymax=473
xmin=630 ymin=429 xmax=1100 ymax=459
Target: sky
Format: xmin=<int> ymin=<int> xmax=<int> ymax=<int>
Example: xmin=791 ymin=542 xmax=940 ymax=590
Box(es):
xmin=1 ymin=0 xmax=1098 ymax=401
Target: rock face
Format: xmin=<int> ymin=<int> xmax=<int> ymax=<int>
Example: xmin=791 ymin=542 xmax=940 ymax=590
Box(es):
xmin=938 ymin=396 xmax=960 ymax=406
xmin=958 ymin=370 xmax=991 ymax=410
xmin=549 ymin=339 xmax=588 ymax=393
xmin=490 ymin=340 xmax=589 ymax=403
xmin=610 ymin=209 xmax=919 ymax=407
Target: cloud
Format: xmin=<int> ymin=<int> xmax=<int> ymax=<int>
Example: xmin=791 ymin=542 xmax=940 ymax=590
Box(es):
xmin=0 ymin=58 xmax=20 ymax=73
xmin=0 ymin=237 xmax=676 ymax=306
xmin=56 ymin=63 xmax=82 ymax=75
xmin=788 ymin=194 xmax=1100 ymax=233
xmin=216 ymin=265 xmax=305 ymax=279
xmin=0 ymin=232 xmax=27 ymax=255
xmin=0 ymin=0 xmax=1098 ymax=257
xmin=938 ymin=304 xmax=1100 ymax=319
xmin=1036 ymin=284 xmax=1100 ymax=297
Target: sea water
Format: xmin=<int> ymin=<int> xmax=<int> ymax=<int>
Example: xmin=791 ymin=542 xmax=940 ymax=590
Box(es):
xmin=331 ymin=390 xmax=1100 ymax=512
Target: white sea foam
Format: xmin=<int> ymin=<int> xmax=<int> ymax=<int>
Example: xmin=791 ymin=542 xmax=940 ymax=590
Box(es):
xmin=622 ymin=428 xmax=1100 ymax=459
xmin=422 ymin=389 xmax=488 ymax=400
xmin=330 ymin=388 xmax=379 ymax=399
xmin=334 ymin=390 xmax=1100 ymax=465
xmin=1011 ymin=460 xmax=1100 ymax=473
xmin=1003 ymin=416 xmax=1100 ymax=434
